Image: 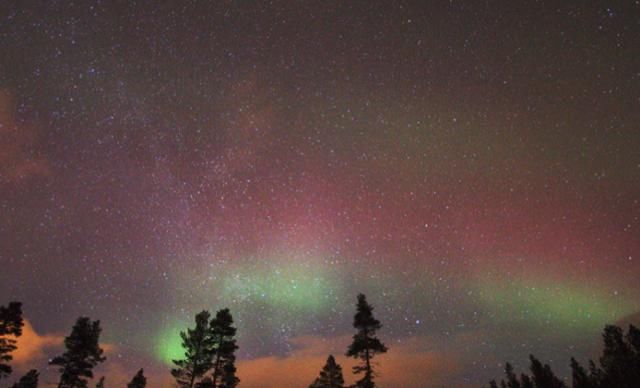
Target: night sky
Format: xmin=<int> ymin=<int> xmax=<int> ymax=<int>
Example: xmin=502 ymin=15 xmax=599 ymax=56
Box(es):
xmin=1 ymin=1 xmax=639 ymax=386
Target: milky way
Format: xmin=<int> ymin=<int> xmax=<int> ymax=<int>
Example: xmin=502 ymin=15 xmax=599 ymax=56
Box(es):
xmin=1 ymin=2 xmax=639 ymax=386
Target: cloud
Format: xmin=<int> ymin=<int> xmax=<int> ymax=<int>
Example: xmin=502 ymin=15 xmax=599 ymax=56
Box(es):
xmin=11 ymin=320 xmax=64 ymax=366
xmin=236 ymin=335 xmax=463 ymax=388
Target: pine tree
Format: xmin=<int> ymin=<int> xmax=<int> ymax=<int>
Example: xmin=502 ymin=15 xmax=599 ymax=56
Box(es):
xmin=310 ymin=355 xmax=345 ymax=388
xmin=570 ymin=357 xmax=594 ymax=388
xmin=49 ymin=317 xmax=105 ymax=388
xmin=628 ymin=324 xmax=640 ymax=352
xmin=11 ymin=369 xmax=38 ymax=388
xmin=598 ymin=324 xmax=640 ymax=387
xmin=504 ymin=362 xmax=520 ymax=388
xmin=127 ymin=369 xmax=146 ymax=388
xmin=0 ymin=302 xmax=24 ymax=380
xmin=209 ymin=308 xmax=239 ymax=388
xmin=219 ymin=362 xmax=239 ymax=388
xmin=346 ymin=294 xmax=387 ymax=388
xmin=172 ymin=311 xmax=215 ymax=388
xmin=528 ymin=355 xmax=566 ymax=388
xmin=587 ymin=360 xmax=603 ymax=386
xmin=520 ymin=374 xmax=533 ymax=388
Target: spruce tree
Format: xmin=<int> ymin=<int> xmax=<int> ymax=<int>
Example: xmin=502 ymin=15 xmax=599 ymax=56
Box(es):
xmin=346 ymin=294 xmax=387 ymax=388
xmin=0 ymin=302 xmax=24 ymax=380
xmin=310 ymin=355 xmax=345 ymax=388
xmin=49 ymin=317 xmax=105 ymax=388
xmin=11 ymin=369 xmax=38 ymax=388
xmin=209 ymin=308 xmax=239 ymax=388
xmin=172 ymin=311 xmax=215 ymax=388
xmin=520 ymin=374 xmax=533 ymax=388
xmin=219 ymin=361 xmax=239 ymax=388
xmin=504 ymin=362 xmax=520 ymax=388
xmin=587 ymin=360 xmax=603 ymax=386
xmin=570 ymin=357 xmax=593 ymax=388
xmin=127 ymin=369 xmax=146 ymax=388
xmin=528 ymin=355 xmax=566 ymax=388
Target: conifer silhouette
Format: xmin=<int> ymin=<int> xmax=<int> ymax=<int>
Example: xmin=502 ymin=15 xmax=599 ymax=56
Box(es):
xmin=172 ymin=311 xmax=215 ymax=388
xmin=598 ymin=324 xmax=639 ymax=386
xmin=504 ymin=362 xmax=520 ymax=388
xmin=95 ymin=377 xmax=105 ymax=388
xmin=488 ymin=325 xmax=640 ymax=388
xmin=209 ymin=308 xmax=239 ymax=388
xmin=0 ymin=302 xmax=23 ymax=380
xmin=528 ymin=355 xmax=565 ymax=388
xmin=310 ymin=355 xmax=345 ymax=388
xmin=219 ymin=361 xmax=239 ymax=388
xmin=49 ymin=317 xmax=105 ymax=388
xmin=127 ymin=368 xmax=146 ymax=388
xmin=346 ymin=294 xmax=387 ymax=388
xmin=11 ymin=369 xmax=38 ymax=388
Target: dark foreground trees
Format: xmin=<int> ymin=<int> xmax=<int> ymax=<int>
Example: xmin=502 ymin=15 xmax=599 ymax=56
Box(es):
xmin=0 ymin=302 xmax=24 ymax=380
xmin=172 ymin=308 xmax=239 ymax=388
xmin=346 ymin=294 xmax=387 ymax=388
xmin=488 ymin=324 xmax=640 ymax=388
xmin=310 ymin=355 xmax=345 ymax=388
xmin=49 ymin=317 xmax=106 ymax=388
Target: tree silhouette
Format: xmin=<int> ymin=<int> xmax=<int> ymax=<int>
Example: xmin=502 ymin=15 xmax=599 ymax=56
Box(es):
xmin=49 ymin=316 xmax=105 ymax=388
xmin=570 ymin=357 xmax=592 ymax=388
xmin=11 ymin=369 xmax=38 ymax=388
xmin=0 ymin=302 xmax=24 ymax=380
xmin=490 ymin=324 xmax=640 ymax=388
xmin=95 ymin=377 xmax=105 ymax=388
xmin=219 ymin=361 xmax=239 ymax=388
xmin=528 ymin=355 xmax=565 ymax=388
xmin=504 ymin=362 xmax=520 ymax=388
xmin=346 ymin=294 xmax=387 ymax=388
xmin=310 ymin=355 xmax=345 ymax=388
xmin=172 ymin=311 xmax=215 ymax=388
xmin=490 ymin=356 xmax=566 ymax=388
xmin=520 ymin=374 xmax=534 ymax=388
xmin=127 ymin=368 xmax=147 ymax=388
xmin=209 ymin=308 xmax=239 ymax=388
xmin=599 ymin=324 xmax=639 ymax=386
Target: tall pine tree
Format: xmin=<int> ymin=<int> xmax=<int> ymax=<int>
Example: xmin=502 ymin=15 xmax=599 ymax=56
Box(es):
xmin=209 ymin=308 xmax=239 ymax=388
xmin=310 ymin=355 xmax=345 ymax=388
xmin=346 ymin=294 xmax=387 ymax=388
xmin=0 ymin=302 xmax=24 ymax=380
xmin=49 ymin=317 xmax=105 ymax=388
xmin=172 ymin=311 xmax=215 ymax=388
xmin=127 ymin=368 xmax=146 ymax=388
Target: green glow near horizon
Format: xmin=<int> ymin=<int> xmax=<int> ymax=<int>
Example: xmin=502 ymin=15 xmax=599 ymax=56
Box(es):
xmin=154 ymin=322 xmax=186 ymax=365
xmin=475 ymin=274 xmax=636 ymax=334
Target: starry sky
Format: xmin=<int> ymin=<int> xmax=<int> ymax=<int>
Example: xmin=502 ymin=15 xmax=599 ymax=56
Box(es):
xmin=1 ymin=1 xmax=639 ymax=386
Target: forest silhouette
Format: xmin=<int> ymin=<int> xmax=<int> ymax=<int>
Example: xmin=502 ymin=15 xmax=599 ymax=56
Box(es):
xmin=1 ymin=298 xmax=639 ymax=387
